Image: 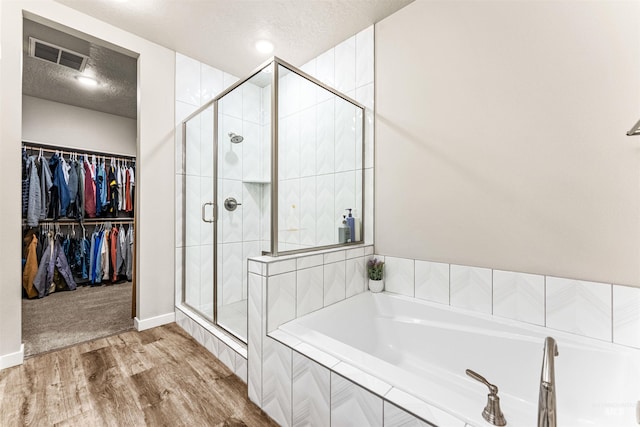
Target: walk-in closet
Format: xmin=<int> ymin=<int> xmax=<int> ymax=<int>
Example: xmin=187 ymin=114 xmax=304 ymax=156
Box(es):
xmin=20 ymin=17 xmax=138 ymax=356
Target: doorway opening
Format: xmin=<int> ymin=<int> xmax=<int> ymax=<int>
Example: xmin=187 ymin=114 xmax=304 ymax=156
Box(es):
xmin=20 ymin=16 xmax=138 ymax=357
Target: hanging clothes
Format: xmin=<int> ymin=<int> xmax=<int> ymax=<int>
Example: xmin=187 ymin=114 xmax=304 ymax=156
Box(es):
xmin=117 ymin=163 xmax=124 ymax=211
xmin=129 ymin=166 xmax=135 ymax=212
xmin=99 ymin=161 xmax=108 ymax=215
xmin=101 ymin=230 xmax=110 ymax=282
xmin=67 ymin=160 xmax=79 ymax=219
xmin=22 ymin=230 xmax=39 ymax=299
xmin=84 ymin=159 xmax=97 ymax=218
xmin=81 ymin=235 xmax=90 ymax=281
xmin=124 ymin=169 xmax=131 ymax=212
xmin=116 ymin=225 xmax=125 ymax=276
xmin=110 ymin=226 xmax=119 ymax=282
xmin=22 ymin=148 xmax=29 ymax=217
xmin=60 ymin=155 xmax=70 ymax=185
xmin=92 ymin=230 xmax=104 ymax=285
xmin=95 ymin=162 xmax=103 ymax=216
xmin=33 ymin=232 xmax=77 ymax=298
xmin=48 ymin=154 xmax=71 ymax=219
xmin=125 ymin=225 xmax=134 ymax=281
xmin=89 ymin=231 xmax=97 ymax=283
xmin=76 ymin=159 xmax=85 ymax=221
xmin=25 ymin=156 xmax=42 ymax=227
xmin=108 ymin=165 xmax=119 ymax=217
xmin=117 ymin=224 xmax=127 ymax=277
xmin=38 ymin=154 xmax=53 ymax=221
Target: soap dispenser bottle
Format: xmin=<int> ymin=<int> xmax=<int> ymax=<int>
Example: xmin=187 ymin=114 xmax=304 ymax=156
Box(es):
xmin=346 ymin=209 xmax=356 ymax=242
xmin=339 ymin=215 xmax=351 ymax=243
xmin=352 ymin=209 xmax=361 ymax=241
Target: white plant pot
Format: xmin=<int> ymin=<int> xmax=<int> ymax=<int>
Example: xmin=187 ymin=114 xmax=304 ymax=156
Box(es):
xmin=369 ymin=279 xmax=384 ymax=293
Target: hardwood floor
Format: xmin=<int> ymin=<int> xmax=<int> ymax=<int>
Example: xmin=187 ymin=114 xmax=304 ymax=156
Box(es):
xmin=0 ymin=323 xmax=277 ymax=427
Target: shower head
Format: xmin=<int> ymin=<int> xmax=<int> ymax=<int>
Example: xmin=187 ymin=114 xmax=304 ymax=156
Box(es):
xmin=229 ymin=132 xmax=244 ymax=144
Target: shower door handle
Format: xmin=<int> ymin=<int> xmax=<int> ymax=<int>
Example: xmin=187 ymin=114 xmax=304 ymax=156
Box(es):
xmin=202 ymin=202 xmax=215 ymax=223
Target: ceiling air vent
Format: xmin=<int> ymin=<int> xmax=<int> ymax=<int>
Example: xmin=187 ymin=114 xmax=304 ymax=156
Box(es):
xmin=28 ymin=37 xmax=88 ymax=72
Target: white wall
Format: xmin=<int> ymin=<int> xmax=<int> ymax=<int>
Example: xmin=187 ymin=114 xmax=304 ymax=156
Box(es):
xmin=0 ymin=0 xmax=24 ymax=370
xmin=376 ymin=0 xmax=640 ymax=286
xmin=0 ymin=0 xmax=175 ymax=368
xmin=22 ymin=95 xmax=137 ymax=156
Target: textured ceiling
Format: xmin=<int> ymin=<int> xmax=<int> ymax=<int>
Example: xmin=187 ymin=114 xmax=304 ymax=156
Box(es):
xmin=23 ymin=19 xmax=138 ymax=119
xmin=25 ymin=0 xmax=414 ymax=120
xmin=53 ymin=0 xmax=414 ymax=78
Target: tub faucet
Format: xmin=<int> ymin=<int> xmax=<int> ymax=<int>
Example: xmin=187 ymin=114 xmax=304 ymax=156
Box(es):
xmin=466 ymin=369 xmax=507 ymax=426
xmin=538 ymin=337 xmax=559 ymax=427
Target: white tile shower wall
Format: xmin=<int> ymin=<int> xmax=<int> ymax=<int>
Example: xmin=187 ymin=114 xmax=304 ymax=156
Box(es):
xmin=274 ymin=26 xmax=374 ymax=250
xmin=375 ymin=253 xmax=640 ymax=348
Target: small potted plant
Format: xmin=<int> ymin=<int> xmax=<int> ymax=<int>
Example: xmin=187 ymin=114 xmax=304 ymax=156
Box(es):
xmin=367 ymin=258 xmax=384 ymax=293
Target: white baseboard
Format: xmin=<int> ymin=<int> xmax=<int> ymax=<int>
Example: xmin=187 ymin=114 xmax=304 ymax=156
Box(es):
xmin=0 ymin=344 xmax=24 ymax=370
xmin=134 ymin=312 xmax=175 ymax=331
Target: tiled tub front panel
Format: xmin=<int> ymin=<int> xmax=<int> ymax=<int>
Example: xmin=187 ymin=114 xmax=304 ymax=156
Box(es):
xmin=247 ymin=245 xmax=375 ymax=422
xmin=261 ymin=332 xmax=464 ymax=427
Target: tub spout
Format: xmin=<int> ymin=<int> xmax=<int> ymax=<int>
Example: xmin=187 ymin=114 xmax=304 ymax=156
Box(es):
xmin=538 ymin=337 xmax=559 ymax=427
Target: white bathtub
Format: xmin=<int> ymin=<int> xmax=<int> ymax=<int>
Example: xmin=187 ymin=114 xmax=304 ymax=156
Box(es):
xmin=279 ymin=292 xmax=640 ymax=427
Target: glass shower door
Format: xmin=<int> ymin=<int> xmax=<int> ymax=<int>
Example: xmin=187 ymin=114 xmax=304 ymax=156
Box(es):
xmin=183 ymin=104 xmax=215 ymax=322
xmin=215 ymin=66 xmax=271 ymax=342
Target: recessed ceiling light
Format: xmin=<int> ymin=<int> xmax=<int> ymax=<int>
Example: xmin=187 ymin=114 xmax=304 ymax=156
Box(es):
xmin=255 ymin=40 xmax=274 ymax=54
xmin=75 ymin=75 xmax=98 ymax=87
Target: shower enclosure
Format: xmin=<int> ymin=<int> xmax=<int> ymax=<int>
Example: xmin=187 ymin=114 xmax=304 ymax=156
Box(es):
xmin=181 ymin=58 xmax=365 ymax=342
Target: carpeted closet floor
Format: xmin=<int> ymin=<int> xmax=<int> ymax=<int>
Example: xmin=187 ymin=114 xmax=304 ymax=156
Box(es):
xmin=22 ymin=282 xmax=134 ymax=357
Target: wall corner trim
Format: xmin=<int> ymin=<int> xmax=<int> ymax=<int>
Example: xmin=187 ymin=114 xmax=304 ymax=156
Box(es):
xmin=0 ymin=344 xmax=24 ymax=370
xmin=134 ymin=312 xmax=176 ymax=331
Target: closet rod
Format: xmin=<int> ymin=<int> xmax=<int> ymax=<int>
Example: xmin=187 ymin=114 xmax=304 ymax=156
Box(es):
xmin=22 ymin=140 xmax=136 ymax=161
xmin=25 ymin=219 xmax=134 ymax=226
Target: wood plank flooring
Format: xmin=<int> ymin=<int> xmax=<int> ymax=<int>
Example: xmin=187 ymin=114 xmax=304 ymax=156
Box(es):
xmin=0 ymin=323 xmax=277 ymax=427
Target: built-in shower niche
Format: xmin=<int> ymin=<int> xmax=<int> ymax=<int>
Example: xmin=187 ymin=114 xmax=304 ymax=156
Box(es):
xmin=182 ymin=58 xmax=365 ymax=343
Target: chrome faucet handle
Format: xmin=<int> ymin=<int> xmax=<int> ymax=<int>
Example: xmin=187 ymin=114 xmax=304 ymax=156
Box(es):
xmin=466 ymin=369 xmax=507 ymax=426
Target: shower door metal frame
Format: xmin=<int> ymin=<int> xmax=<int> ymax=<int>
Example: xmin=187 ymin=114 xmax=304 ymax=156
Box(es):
xmin=180 ymin=103 xmax=223 ymax=334
xmin=181 ymin=56 xmax=367 ymax=344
